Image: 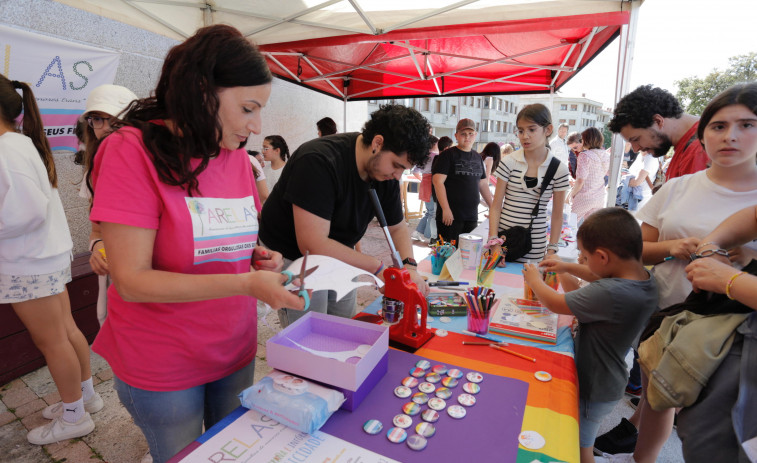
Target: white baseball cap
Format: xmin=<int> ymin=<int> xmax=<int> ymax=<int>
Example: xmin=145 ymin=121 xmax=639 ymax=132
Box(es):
xmin=81 ymin=84 xmax=137 ymax=120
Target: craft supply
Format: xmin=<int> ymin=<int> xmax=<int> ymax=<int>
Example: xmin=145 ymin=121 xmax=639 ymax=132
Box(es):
xmin=534 ymin=371 xmax=552 ymax=382
xmin=285 ymin=338 xmax=371 ymax=362
xmin=415 ymin=422 xmax=436 ymax=438
xmin=447 ymin=405 xmax=467 ymax=419
xmin=402 ymin=376 xmax=419 ymax=388
xmin=462 ymin=341 xmax=508 ymax=346
xmin=402 ymin=402 xmax=421 ymax=416
xmin=435 ymin=387 xmax=451 ymax=399
xmin=459 ymin=234 xmax=483 ymax=270
xmin=429 ymin=241 xmax=457 ymax=275
xmin=441 ymin=377 xmax=458 ymax=388
xmin=489 ymin=344 xmax=537 ymax=363
xmin=410 ymin=367 xmax=425 ymax=378
xmin=406 ymin=434 xmax=428 ymax=451
xmin=418 ymin=382 xmax=435 ymax=393
xmin=447 ymin=368 xmax=463 ymax=379
xmin=518 ymin=430 xmax=546 ymax=450
xmin=427 ymin=397 xmax=447 ymax=411
xmin=431 ymin=365 xmax=448 ymax=375
xmin=411 ymin=392 xmax=429 ymax=405
xmin=425 ymin=372 xmax=442 ymax=383
xmin=466 ymin=372 xmax=484 ymax=383
xmin=386 ymin=427 xmax=408 ymax=443
xmin=439 ymin=316 xmax=452 ymax=323
xmin=427 ymin=292 xmax=468 ymax=317
xmin=429 ymin=281 xmax=469 ymax=286
xmin=476 ymin=249 xmax=503 ymax=287
xmin=363 ymin=419 xmax=383 ymax=435
xmin=488 ymin=297 xmax=559 ymax=344
xmin=462 ymin=382 xmax=480 ymax=394
xmin=543 ymin=271 xmax=559 ymax=290
xmin=461 ymin=330 xmax=503 ymax=343
xmin=415 ymin=359 xmax=431 ymax=370
xmin=393 ymin=414 xmax=412 ymax=429
xmin=435 ymin=329 xmax=448 ymax=337
xmin=394 ymin=386 xmax=412 ymax=398
xmin=457 ymin=393 xmax=476 ymax=406
xmin=462 ymin=286 xmax=497 ymax=334
xmin=421 ymin=409 xmax=440 ymax=423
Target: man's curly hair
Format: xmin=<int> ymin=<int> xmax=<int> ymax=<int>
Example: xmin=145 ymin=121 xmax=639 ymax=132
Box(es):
xmin=362 ymin=104 xmax=431 ymax=167
xmin=608 ymin=85 xmax=683 ymax=133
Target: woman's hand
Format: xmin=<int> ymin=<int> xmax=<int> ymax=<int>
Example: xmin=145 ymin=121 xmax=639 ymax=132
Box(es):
xmin=669 ymin=237 xmax=700 ymax=261
xmin=89 ymin=241 xmax=110 ymax=276
xmin=252 ymin=246 xmax=284 ymax=272
xmin=728 ymin=246 xmax=757 ymax=267
xmin=685 ymin=258 xmax=738 ymax=293
xmin=244 ymin=270 xmax=309 ymax=310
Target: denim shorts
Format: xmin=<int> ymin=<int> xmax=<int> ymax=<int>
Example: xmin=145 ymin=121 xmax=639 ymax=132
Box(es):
xmin=579 ymin=397 xmax=620 ymax=448
xmin=0 ymin=266 xmax=71 ymax=303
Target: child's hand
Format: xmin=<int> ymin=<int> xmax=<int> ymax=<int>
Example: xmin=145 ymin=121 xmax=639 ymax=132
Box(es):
xmin=522 ymin=263 xmax=541 ymax=285
xmin=539 ymin=256 xmax=565 ymax=274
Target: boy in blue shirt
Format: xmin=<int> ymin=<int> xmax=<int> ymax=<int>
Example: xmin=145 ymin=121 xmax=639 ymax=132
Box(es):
xmin=523 ymin=208 xmax=658 ymax=463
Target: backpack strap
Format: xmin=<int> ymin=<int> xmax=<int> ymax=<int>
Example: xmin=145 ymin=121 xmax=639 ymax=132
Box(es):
xmin=527 ymin=157 xmax=561 ymax=226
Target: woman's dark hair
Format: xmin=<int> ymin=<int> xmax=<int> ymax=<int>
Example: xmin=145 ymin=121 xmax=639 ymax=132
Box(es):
xmin=697 ymin=82 xmax=757 ymax=142
xmin=122 ymin=24 xmax=272 ymax=195
xmin=567 ymin=131 xmax=582 ymax=145
xmin=361 ymin=104 xmax=431 ymax=167
xmin=516 ymin=103 xmax=554 ymax=139
xmin=264 ymin=135 xmax=290 ymax=162
xmin=428 ymin=135 xmax=439 ymax=150
xmin=481 ymin=141 xmax=501 ymax=173
xmin=247 ymin=149 xmax=261 ymax=179
xmin=0 ymin=76 xmax=56 ymax=187
xmin=608 ymin=85 xmax=683 ymax=133
xmin=317 ymin=117 xmax=337 ymax=136
xmin=437 ymin=136 xmax=453 ymax=153
xmin=581 ymin=127 xmax=604 ymax=150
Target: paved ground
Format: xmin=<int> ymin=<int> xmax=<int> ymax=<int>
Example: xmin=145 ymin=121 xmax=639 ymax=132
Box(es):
xmin=0 ymin=209 xmax=683 ymax=462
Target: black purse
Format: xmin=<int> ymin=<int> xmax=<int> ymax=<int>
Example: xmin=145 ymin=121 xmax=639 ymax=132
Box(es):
xmin=499 ymin=157 xmax=560 ymax=262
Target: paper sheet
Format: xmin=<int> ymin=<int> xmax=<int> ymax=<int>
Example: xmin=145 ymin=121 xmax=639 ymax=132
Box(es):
xmin=438 ymin=248 xmax=463 ymax=281
xmin=285 ymin=255 xmax=384 ymax=301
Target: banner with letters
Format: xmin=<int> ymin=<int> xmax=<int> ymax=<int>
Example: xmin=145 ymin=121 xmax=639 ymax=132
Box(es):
xmin=0 ymin=24 xmax=121 ymax=152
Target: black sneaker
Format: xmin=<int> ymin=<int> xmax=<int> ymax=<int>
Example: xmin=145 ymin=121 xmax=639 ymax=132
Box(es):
xmin=628 ymin=397 xmax=640 ymax=410
xmin=593 ymin=417 xmax=638 ymax=456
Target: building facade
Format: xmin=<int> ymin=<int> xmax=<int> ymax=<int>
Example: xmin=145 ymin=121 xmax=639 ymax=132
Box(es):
xmin=518 ymin=94 xmax=611 ymax=137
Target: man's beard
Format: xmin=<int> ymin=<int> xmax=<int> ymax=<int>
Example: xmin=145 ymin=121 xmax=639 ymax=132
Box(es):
xmin=651 ymin=133 xmax=673 ymax=157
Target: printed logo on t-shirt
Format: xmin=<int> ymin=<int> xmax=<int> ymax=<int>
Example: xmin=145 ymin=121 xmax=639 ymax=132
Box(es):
xmin=185 ymin=196 xmax=258 ymax=265
xmin=454 ymin=158 xmax=483 ymax=177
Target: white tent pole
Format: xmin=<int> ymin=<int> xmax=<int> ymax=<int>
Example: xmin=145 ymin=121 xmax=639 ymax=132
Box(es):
xmin=606 ymin=0 xmax=641 ymax=207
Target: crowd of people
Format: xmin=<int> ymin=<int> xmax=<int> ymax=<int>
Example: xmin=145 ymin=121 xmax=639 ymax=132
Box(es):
xmin=1 ymin=21 xmax=756 ymax=463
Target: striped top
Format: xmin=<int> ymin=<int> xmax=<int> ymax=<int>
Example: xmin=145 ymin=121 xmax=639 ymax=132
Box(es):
xmin=494 ymin=149 xmax=570 ymax=261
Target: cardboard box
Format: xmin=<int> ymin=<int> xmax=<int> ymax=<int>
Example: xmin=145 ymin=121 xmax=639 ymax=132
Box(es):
xmin=266 ymin=312 xmax=389 ymax=411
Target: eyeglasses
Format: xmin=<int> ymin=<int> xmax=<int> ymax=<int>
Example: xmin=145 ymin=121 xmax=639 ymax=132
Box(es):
xmin=85 ymin=115 xmax=112 ymax=129
xmin=261 ymin=146 xmax=272 ymax=152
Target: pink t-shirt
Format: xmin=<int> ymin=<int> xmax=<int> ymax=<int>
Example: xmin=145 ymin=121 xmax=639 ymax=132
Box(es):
xmin=90 ymin=126 xmax=261 ymax=391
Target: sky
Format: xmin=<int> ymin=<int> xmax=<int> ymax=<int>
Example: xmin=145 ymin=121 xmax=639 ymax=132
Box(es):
xmin=559 ymin=0 xmax=756 ymax=110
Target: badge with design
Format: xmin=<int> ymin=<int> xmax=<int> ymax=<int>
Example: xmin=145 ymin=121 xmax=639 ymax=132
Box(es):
xmin=447 ymin=368 xmax=463 ymax=379
xmin=462 ymin=382 xmax=480 ymax=394
xmin=415 ymin=422 xmax=436 ymax=438
xmin=386 ymin=427 xmax=408 ymax=443
xmin=425 ymin=372 xmax=442 ymax=383
xmin=427 ymin=397 xmax=447 ymax=411
xmin=431 ymin=364 xmax=448 ymax=375
xmin=412 ymin=392 xmax=429 ymax=405
xmin=415 ymin=359 xmax=431 ymax=370
xmin=410 ymin=367 xmax=426 ymax=378
xmin=457 ymin=393 xmax=476 ymax=407
xmin=447 ymin=405 xmax=467 ymax=419
xmin=392 ymin=414 xmax=413 ymax=429
xmin=466 ymin=371 xmax=484 ymax=383
xmin=402 ymin=402 xmax=421 ymax=416
xmin=363 ymin=419 xmax=383 ymax=435
xmin=518 ymin=430 xmax=546 ymax=450
xmin=418 ymin=382 xmax=435 ymax=393
xmin=441 ymin=377 xmax=458 ymax=388
xmin=406 ymin=434 xmax=428 ymax=451
xmin=402 ymin=376 xmax=419 ymax=388
xmin=435 ymin=387 xmax=452 ymax=399
xmin=394 ymin=385 xmax=412 ymax=399
xmin=421 ymin=409 xmax=440 ymax=423
xmin=534 ymin=371 xmax=552 ymax=382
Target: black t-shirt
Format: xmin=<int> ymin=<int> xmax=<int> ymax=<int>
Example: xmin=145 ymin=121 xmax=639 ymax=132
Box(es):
xmin=259 ymin=133 xmax=403 ymax=260
xmin=431 ymin=146 xmax=485 ymax=221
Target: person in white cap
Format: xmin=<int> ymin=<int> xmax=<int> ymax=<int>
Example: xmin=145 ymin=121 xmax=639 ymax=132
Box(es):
xmin=78 ymin=84 xmax=137 ymax=328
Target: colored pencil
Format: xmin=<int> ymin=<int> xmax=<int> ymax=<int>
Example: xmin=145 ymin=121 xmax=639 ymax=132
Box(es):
xmin=489 ymin=344 xmax=536 ymax=362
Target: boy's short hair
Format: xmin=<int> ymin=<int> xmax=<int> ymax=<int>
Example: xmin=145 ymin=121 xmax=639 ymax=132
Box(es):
xmin=577 ymin=208 xmax=642 ymax=260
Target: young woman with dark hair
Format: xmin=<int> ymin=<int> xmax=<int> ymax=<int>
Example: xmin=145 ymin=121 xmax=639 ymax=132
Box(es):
xmin=262 ymin=134 xmax=290 ymax=191
xmin=89 ymin=25 xmax=307 ymax=462
xmin=0 ymin=75 xmax=100 ymax=444
xmin=481 ymin=141 xmax=502 ymax=185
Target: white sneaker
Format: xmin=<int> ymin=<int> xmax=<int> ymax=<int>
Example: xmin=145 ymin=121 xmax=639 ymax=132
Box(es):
xmin=42 ymin=392 xmax=104 ymax=419
xmin=411 ymin=231 xmax=428 ymax=242
xmin=27 ymin=413 xmax=95 ymax=445
xmin=595 ymin=453 xmax=636 ymax=462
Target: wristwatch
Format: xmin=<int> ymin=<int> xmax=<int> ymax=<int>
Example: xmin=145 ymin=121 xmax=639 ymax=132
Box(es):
xmin=402 ymin=257 xmax=418 ymax=267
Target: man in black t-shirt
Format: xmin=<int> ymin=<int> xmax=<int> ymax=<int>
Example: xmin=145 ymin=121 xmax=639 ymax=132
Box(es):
xmin=432 ymin=118 xmax=493 ymax=243
xmin=259 ymin=105 xmax=432 ymax=326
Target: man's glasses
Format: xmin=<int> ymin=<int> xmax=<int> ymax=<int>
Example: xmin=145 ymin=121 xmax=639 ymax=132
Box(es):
xmin=85 ymin=115 xmax=112 ymax=129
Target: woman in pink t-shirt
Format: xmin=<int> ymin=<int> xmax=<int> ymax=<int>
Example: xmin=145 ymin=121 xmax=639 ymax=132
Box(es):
xmin=90 ymin=25 xmax=307 ymax=463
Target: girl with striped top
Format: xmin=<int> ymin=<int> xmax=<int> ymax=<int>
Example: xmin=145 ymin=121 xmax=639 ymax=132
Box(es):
xmin=488 ymin=104 xmax=570 ymax=262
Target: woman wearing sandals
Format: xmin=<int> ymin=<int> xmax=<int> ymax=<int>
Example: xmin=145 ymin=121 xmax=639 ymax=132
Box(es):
xmin=0 ymin=76 xmax=102 ymax=444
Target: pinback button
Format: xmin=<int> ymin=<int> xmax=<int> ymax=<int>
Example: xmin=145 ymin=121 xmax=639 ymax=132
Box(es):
xmin=425 ymin=372 xmax=442 ymax=383
xmin=447 ymin=368 xmax=463 ymax=379
xmin=412 ymin=392 xmax=429 ymax=405
xmin=402 ymin=376 xmax=420 ymax=388
xmin=415 ymin=422 xmax=436 ymax=438
xmin=427 ymin=397 xmax=446 ymax=411
xmin=406 ymin=434 xmax=428 ymax=451
xmin=416 ymin=359 xmax=431 ymax=370
xmin=421 ymin=409 xmax=440 ymax=423
xmin=458 ymin=393 xmax=476 ymax=406
xmin=363 ymin=419 xmax=383 ymax=435
xmin=418 ymin=382 xmax=435 ymax=393
xmin=392 ymin=414 xmax=413 ymax=429
xmin=435 ymin=387 xmax=452 ymax=399
xmin=427 ymin=316 xmax=435 ymax=322
xmin=447 ymin=405 xmax=467 ymax=419
xmin=386 ymin=427 xmax=408 ymax=443
xmin=466 ymin=371 xmax=484 ymax=383
xmin=534 ymin=371 xmax=552 ymax=382
xmin=402 ymin=402 xmax=421 ymax=416
xmin=431 ymin=365 xmax=448 ymax=375
xmin=462 ymin=382 xmax=480 ymax=394
xmin=435 ymin=329 xmax=448 ymax=337
xmin=394 ymin=385 xmax=412 ymax=398
xmin=439 ymin=316 xmax=452 ymax=323
xmin=441 ymin=377 xmax=458 ymax=388
xmin=410 ymin=367 xmax=426 ymax=378
xmin=518 ymin=430 xmax=546 ymax=450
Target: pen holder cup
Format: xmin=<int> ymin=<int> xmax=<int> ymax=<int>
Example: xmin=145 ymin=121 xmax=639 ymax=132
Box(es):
xmin=476 ymin=269 xmax=494 ymax=287
xmin=466 ymin=309 xmax=490 ymax=335
xmin=431 ymin=254 xmax=449 ymax=276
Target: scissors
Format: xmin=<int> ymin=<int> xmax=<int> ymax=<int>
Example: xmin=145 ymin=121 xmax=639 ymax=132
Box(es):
xmin=281 ymin=251 xmax=317 ymax=311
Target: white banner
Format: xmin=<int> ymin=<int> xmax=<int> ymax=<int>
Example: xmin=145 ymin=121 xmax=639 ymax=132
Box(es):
xmin=0 ymin=24 xmax=121 ymax=152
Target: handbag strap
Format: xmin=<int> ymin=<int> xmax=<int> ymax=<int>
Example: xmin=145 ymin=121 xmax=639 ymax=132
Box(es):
xmin=527 ymin=157 xmax=561 ymax=227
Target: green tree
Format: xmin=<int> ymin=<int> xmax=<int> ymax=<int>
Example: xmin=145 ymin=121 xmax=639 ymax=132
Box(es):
xmin=675 ymin=52 xmax=757 ymax=115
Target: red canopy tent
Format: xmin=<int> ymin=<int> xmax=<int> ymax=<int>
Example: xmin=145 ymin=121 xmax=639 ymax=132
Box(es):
xmin=260 ymin=12 xmax=629 ymax=101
